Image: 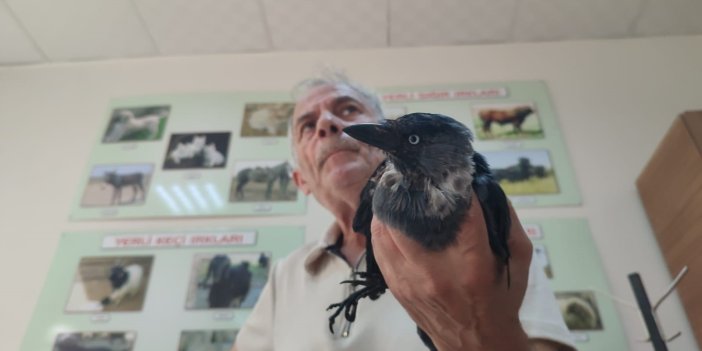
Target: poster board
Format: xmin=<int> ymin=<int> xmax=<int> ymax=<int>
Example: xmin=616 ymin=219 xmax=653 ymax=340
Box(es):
xmin=70 ymin=92 xmax=305 ymax=220
xmin=379 ymin=81 xmax=581 ymax=207
xmin=524 ymin=218 xmax=628 ymax=350
xmin=20 ymin=227 xmax=305 ymax=351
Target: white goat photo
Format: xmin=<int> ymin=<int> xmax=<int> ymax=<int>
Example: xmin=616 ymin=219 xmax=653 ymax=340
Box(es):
xmin=241 ymin=103 xmax=294 ymax=137
xmin=102 ymin=106 xmax=169 ymax=143
xmin=164 ymin=132 xmax=230 ymax=170
xmin=64 ymin=256 xmax=153 ymax=313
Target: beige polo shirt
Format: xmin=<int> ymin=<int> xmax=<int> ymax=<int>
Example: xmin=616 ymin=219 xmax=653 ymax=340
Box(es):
xmin=235 ymin=225 xmax=576 ymax=350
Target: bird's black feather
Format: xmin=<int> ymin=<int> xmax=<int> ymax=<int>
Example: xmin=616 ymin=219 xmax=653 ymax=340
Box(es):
xmin=327 ymin=113 xmax=512 ymax=350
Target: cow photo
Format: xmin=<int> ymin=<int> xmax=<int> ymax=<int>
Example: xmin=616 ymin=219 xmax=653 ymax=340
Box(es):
xmin=80 ymin=164 xmax=153 ymax=207
xmin=240 ymin=102 xmax=294 ymax=137
xmin=53 ymin=331 xmax=136 ymax=351
xmin=102 ymin=105 xmax=169 ymax=143
xmin=229 ymin=160 xmax=297 ymax=202
xmin=555 ymin=291 xmax=604 ymax=331
xmin=163 ymin=132 xmax=230 ymax=170
xmin=471 ymin=102 xmax=543 ymax=140
xmin=65 ymin=256 xmax=153 ymax=313
xmin=178 ymin=330 xmax=238 ymax=351
xmin=185 ymin=252 xmax=271 ymax=310
xmin=482 ymin=150 xmax=559 ymax=195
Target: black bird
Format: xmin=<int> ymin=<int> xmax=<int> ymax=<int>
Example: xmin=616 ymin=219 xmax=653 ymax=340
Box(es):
xmin=326 ymin=112 xmax=512 ymax=350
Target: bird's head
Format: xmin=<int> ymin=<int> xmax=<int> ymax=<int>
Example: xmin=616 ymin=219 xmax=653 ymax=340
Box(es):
xmin=343 ymin=113 xmax=475 ymax=180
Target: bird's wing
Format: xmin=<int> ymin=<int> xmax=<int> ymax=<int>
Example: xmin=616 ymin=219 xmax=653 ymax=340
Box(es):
xmin=472 ymin=152 xmax=512 ymax=283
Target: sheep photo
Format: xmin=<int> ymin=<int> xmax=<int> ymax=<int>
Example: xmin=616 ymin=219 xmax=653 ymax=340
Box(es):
xmin=229 ymin=160 xmax=297 ymax=202
xmin=240 ymin=102 xmax=294 ymax=137
xmin=185 ymin=252 xmax=271 ymax=310
xmin=163 ymin=132 xmax=230 ymax=170
xmin=80 ymin=164 xmax=154 ymax=207
xmin=53 ymin=331 xmax=136 ymax=351
xmin=555 ymin=291 xmax=604 ymax=331
xmin=64 ymin=256 xmax=153 ymax=313
xmin=178 ymin=330 xmax=238 ymax=351
xmin=102 ymin=106 xmax=169 ymax=143
xmin=471 ymin=102 xmax=543 ymax=140
xmin=482 ymin=150 xmax=560 ymax=195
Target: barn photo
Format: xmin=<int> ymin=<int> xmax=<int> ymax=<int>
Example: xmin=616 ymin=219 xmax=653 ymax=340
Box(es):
xmin=64 ymin=256 xmax=154 ymax=313
xmin=471 ymin=102 xmax=543 ymax=140
xmin=185 ymin=252 xmax=270 ymax=310
xmin=240 ymin=102 xmax=294 ymax=137
xmin=229 ymin=160 xmax=297 ymax=202
xmin=52 ymin=331 xmax=136 ymax=351
xmin=482 ymin=150 xmax=560 ymax=195
xmin=80 ymin=164 xmax=154 ymax=207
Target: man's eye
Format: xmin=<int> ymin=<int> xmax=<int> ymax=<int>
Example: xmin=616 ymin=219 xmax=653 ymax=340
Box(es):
xmin=339 ymin=105 xmax=360 ymax=117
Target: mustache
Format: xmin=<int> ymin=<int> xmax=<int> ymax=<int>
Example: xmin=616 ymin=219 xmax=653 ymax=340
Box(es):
xmin=317 ymin=138 xmax=362 ymax=169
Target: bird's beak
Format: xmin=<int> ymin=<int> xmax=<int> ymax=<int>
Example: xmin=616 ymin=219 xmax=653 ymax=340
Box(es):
xmin=343 ymin=123 xmax=399 ymax=152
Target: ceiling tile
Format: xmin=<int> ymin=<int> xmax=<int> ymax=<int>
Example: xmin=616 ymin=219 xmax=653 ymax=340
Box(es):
xmin=0 ymin=2 xmax=43 ymax=64
xmin=133 ymin=0 xmax=269 ymax=55
xmin=514 ymin=0 xmax=644 ymax=41
xmin=263 ymin=0 xmax=387 ymax=50
xmin=634 ymin=0 xmax=702 ymax=36
xmin=390 ymin=0 xmax=518 ymax=46
xmin=5 ymin=0 xmax=156 ymax=61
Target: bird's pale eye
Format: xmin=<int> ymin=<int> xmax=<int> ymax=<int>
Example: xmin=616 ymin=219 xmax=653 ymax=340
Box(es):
xmin=408 ymin=134 xmax=420 ymax=144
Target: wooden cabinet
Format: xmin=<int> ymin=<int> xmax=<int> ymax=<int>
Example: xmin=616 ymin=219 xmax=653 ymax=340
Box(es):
xmin=636 ymin=110 xmax=702 ymax=347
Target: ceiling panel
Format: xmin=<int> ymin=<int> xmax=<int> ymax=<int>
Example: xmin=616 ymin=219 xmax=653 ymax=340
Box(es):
xmin=134 ymin=0 xmax=269 ymax=55
xmin=263 ymin=0 xmax=387 ymax=50
xmin=0 ymin=2 xmax=43 ymax=64
xmin=513 ymin=0 xmax=644 ymax=41
xmin=390 ymin=0 xmax=518 ymax=46
xmin=6 ymin=0 xmax=156 ymax=61
xmin=635 ymin=0 xmax=702 ymax=36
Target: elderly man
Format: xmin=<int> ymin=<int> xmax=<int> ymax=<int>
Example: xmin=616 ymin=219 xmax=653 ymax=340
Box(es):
xmin=233 ymin=74 xmax=576 ymax=351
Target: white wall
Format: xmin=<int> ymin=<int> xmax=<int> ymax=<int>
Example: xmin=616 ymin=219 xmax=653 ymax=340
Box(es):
xmin=1 ymin=35 xmax=701 ymax=350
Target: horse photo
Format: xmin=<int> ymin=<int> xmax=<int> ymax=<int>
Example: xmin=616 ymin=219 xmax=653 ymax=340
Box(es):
xmin=229 ymin=160 xmax=296 ymax=202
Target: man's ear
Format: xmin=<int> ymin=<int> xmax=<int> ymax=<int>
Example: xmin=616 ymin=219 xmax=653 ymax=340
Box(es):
xmin=292 ymin=169 xmax=311 ymax=195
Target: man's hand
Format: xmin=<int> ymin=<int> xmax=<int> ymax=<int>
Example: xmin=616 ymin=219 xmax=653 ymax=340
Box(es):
xmin=370 ymin=199 xmax=533 ymax=351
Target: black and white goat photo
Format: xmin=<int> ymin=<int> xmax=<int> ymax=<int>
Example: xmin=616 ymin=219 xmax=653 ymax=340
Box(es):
xmin=102 ymin=106 xmax=169 ymax=143
xmin=80 ymin=164 xmax=154 ymax=207
xmin=185 ymin=252 xmax=271 ymax=310
xmin=64 ymin=256 xmax=153 ymax=313
xmin=163 ymin=132 xmax=230 ymax=170
xmin=52 ymin=331 xmax=136 ymax=351
xmin=178 ymin=329 xmax=238 ymax=351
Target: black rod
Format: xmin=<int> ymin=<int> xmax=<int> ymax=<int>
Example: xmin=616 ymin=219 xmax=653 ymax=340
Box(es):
xmin=629 ymin=273 xmax=667 ymax=351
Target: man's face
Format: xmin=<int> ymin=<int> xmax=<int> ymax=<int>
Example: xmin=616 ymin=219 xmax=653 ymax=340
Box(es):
xmin=291 ymin=84 xmax=384 ymax=204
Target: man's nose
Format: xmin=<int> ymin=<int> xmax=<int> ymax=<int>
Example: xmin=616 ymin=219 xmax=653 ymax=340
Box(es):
xmin=316 ymin=111 xmax=342 ymax=138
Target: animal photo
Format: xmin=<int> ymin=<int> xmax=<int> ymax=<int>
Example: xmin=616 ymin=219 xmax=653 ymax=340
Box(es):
xmin=53 ymin=331 xmax=136 ymax=351
xmin=229 ymin=160 xmax=297 ymax=202
xmin=65 ymin=256 xmax=153 ymax=313
xmin=163 ymin=132 xmax=230 ymax=169
xmin=102 ymin=106 xmax=169 ymax=143
xmin=533 ymin=243 xmax=553 ymax=279
xmin=185 ymin=252 xmax=270 ymax=310
xmin=178 ymin=330 xmax=238 ymax=351
xmin=471 ymin=102 xmax=543 ymax=140
xmin=482 ymin=150 xmax=560 ymax=195
xmin=240 ymin=102 xmax=294 ymax=137
xmin=555 ymin=291 xmax=604 ymax=331
xmin=80 ymin=164 xmax=153 ymax=207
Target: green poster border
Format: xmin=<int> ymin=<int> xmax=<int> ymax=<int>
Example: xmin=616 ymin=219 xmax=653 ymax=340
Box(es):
xmin=20 ymin=227 xmax=305 ymax=351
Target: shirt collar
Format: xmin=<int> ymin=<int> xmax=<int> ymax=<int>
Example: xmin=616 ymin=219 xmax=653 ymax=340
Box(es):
xmin=303 ymin=222 xmax=344 ymax=275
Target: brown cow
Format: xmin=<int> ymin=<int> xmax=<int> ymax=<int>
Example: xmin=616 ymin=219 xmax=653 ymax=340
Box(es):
xmin=479 ymin=106 xmax=534 ymax=135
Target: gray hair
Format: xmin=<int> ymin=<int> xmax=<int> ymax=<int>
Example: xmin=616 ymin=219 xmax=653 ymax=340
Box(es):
xmin=287 ymin=71 xmax=385 ymax=165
